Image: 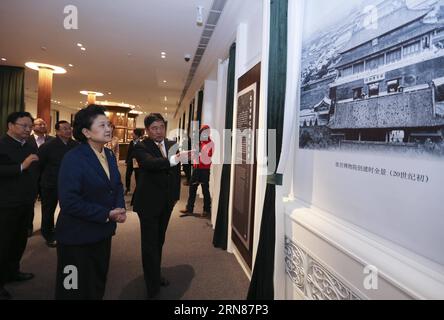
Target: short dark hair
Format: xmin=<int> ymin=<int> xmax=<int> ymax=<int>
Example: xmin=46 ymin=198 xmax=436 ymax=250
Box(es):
xmin=144 ymin=113 xmax=165 ymax=128
xmin=55 ymin=120 xmax=70 ymax=131
xmin=133 ymin=128 xmax=145 ymax=137
xmin=6 ymin=111 xmax=34 ymax=126
xmin=73 ymin=104 xmax=107 ymax=143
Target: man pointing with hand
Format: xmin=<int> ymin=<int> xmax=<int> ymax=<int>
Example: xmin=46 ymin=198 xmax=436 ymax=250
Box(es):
xmin=133 ymin=113 xmax=191 ymax=299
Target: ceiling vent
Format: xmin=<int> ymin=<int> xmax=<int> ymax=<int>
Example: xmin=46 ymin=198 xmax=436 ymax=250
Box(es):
xmin=175 ymin=0 xmax=227 ymax=117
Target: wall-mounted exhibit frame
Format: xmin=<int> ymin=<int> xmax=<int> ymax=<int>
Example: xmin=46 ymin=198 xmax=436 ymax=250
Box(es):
xmin=232 ymin=62 xmax=261 ymax=269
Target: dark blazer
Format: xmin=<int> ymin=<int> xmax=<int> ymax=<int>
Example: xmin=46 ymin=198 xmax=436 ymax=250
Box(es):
xmin=0 ymin=134 xmax=39 ymax=207
xmin=38 ymin=136 xmax=79 ymax=189
xmin=27 ymin=134 xmax=54 ymax=150
xmin=56 ymin=143 xmax=125 ymax=245
xmin=125 ymin=140 xmax=136 ymax=165
xmin=133 ymin=138 xmax=181 ymax=214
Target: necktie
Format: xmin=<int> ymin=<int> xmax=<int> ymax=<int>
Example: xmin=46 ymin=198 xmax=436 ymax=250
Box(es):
xmin=157 ymin=142 xmax=167 ymax=158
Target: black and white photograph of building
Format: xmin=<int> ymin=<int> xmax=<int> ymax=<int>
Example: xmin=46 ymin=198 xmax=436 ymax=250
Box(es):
xmin=299 ymin=0 xmax=444 ymax=157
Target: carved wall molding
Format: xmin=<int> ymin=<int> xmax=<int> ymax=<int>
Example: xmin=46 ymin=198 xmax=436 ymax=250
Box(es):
xmin=285 ymin=237 xmax=362 ymax=300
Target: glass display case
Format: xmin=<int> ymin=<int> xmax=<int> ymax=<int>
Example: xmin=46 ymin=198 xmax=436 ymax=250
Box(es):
xmin=113 ymin=127 xmax=126 ymax=143
xmin=96 ymin=103 xmax=140 ymax=160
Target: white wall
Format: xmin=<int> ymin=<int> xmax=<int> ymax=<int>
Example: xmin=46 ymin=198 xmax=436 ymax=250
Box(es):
xmin=174 ymin=0 xmax=264 ymax=124
xmin=226 ymin=1 xmax=264 ymax=273
xmin=172 ymin=0 xmax=265 ymax=277
xmin=210 ymin=59 xmax=229 ymax=228
xmin=136 ymin=115 xmax=145 ymax=129
xmin=277 ymin=0 xmax=444 ymax=300
xmin=201 ymin=80 xmax=217 ymax=129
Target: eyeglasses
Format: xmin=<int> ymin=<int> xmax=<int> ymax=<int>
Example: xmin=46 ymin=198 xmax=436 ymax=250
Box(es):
xmin=14 ymin=123 xmax=33 ymax=130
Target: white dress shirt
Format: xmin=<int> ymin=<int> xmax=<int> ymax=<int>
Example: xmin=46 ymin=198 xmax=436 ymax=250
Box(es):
xmin=33 ymin=133 xmax=46 ymax=148
xmin=156 ymin=140 xmax=178 ymax=167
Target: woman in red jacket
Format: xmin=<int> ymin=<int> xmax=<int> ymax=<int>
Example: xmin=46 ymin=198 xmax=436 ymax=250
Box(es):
xmin=180 ymin=125 xmax=214 ymax=217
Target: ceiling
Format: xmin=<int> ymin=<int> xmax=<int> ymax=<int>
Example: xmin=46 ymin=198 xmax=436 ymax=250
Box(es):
xmin=0 ymin=0 xmax=216 ymax=119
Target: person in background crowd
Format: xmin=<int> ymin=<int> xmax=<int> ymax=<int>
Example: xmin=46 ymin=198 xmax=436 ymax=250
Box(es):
xmin=38 ymin=120 xmax=79 ymax=248
xmin=180 ymin=125 xmax=214 ymax=218
xmin=27 ymin=118 xmax=54 ymax=236
xmin=125 ymin=128 xmax=145 ymax=195
xmin=181 ymin=132 xmax=192 ymax=186
xmin=55 ymin=105 xmax=126 ymax=300
xmin=0 ymin=112 xmax=39 ymax=300
xmin=105 ymin=124 xmax=120 ymax=162
xmin=28 ymin=118 xmax=54 ymax=149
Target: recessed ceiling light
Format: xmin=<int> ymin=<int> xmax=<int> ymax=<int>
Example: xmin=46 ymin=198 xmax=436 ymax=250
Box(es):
xmin=164 ymin=96 xmax=168 ymax=101
xmin=161 ymin=52 xmax=166 ymax=55
xmin=77 ymin=43 xmax=83 ymax=47
xmin=80 ymin=91 xmax=104 ymax=97
xmin=80 ymin=47 xmax=86 ymax=51
xmin=25 ymin=62 xmax=67 ymax=74
xmin=1 ymin=58 xmax=6 ymax=61
xmin=165 ymin=107 xmax=168 ymax=110
xmin=163 ymin=80 xmax=167 ymax=83
xmin=68 ymin=64 xmax=74 ymax=67
xmin=108 ymin=92 xmax=112 ymax=95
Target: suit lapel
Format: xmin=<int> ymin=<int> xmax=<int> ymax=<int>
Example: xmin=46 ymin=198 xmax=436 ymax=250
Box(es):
xmin=55 ymin=136 xmax=65 ymax=149
xmin=105 ymin=148 xmax=118 ymax=186
xmin=146 ymin=138 xmax=164 ymax=159
xmin=81 ymin=144 xmax=112 ymax=187
xmin=67 ymin=139 xmax=78 ymax=149
xmin=26 ymin=136 xmax=38 ymax=150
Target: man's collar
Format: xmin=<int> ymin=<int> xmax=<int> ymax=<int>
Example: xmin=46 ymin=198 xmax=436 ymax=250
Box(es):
xmin=90 ymin=145 xmax=106 ymax=157
xmin=154 ymin=139 xmax=164 ymax=145
xmin=57 ymin=136 xmax=69 ymax=145
xmin=7 ymin=133 xmax=26 ymax=146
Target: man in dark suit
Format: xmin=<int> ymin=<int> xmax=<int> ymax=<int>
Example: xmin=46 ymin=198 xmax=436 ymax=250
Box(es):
xmin=0 ymin=112 xmax=39 ymax=300
xmin=38 ymin=120 xmax=78 ymax=247
xmin=125 ymin=128 xmax=144 ymax=195
xmin=133 ymin=113 xmax=191 ymax=298
xmin=27 ymin=118 xmax=54 ymax=236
